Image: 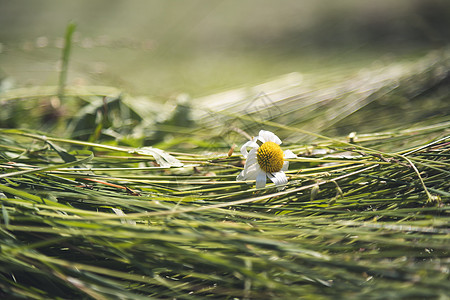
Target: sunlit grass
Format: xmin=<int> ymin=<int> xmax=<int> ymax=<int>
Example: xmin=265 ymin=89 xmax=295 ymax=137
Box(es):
xmin=0 ymin=47 xmax=449 ymax=299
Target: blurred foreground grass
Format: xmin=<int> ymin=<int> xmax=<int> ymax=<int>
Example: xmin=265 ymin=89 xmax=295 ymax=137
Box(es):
xmin=0 ymin=43 xmax=449 ymax=299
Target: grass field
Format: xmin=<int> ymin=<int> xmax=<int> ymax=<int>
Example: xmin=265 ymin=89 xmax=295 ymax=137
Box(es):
xmin=1 ymin=2 xmax=449 ymax=299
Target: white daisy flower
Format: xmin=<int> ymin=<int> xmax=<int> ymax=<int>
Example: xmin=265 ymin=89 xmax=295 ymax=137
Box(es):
xmin=237 ymin=130 xmax=296 ymax=190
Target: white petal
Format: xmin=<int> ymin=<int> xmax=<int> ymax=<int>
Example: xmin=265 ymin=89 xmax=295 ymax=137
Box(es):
xmin=245 ymin=148 xmax=258 ymax=166
xmin=244 ymin=162 xmax=259 ymax=180
xmin=240 ymin=140 xmax=258 ymax=158
xmin=255 ymin=170 xmax=267 ymax=189
xmin=284 ymin=149 xmax=296 ymax=159
xmin=258 ymin=130 xmax=282 ymax=145
xmin=238 ymin=148 xmax=258 ymax=180
xmin=268 ymin=171 xmax=288 ymax=187
xmin=237 ymin=161 xmax=256 ymax=181
xmin=281 ymin=161 xmax=289 ymax=172
xmin=236 ymin=170 xmax=246 ymax=181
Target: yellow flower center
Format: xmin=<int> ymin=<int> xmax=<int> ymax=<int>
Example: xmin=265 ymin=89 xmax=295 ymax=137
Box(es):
xmin=256 ymin=141 xmax=284 ymax=173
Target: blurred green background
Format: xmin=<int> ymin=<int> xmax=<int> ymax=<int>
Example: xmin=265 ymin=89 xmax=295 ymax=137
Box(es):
xmin=1 ymin=0 xmax=449 ymax=99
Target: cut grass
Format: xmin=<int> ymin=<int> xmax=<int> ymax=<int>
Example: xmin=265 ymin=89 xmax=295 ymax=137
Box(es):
xmin=0 ymin=120 xmax=448 ymax=299
xmin=0 ymin=49 xmax=449 ymax=299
